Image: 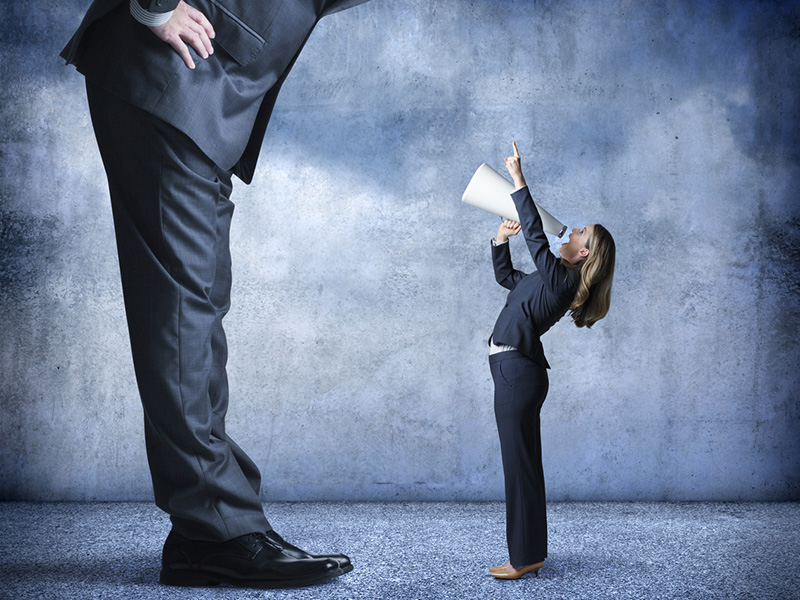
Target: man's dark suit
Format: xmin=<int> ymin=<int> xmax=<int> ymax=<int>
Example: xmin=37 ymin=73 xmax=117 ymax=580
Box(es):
xmin=61 ymin=0 xmax=369 ymax=543
xmin=62 ymin=0 xmax=367 ymax=182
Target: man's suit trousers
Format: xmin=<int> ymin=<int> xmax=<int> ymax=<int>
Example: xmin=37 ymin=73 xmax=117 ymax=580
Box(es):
xmin=86 ymin=81 xmax=269 ymax=541
xmin=490 ymin=350 xmax=549 ymax=566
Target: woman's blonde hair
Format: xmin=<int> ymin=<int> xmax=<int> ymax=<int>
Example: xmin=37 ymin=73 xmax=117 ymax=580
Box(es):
xmin=562 ymin=224 xmax=615 ymax=328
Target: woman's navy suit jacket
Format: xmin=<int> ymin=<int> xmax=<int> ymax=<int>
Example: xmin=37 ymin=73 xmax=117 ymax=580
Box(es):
xmin=491 ymin=187 xmax=578 ymax=369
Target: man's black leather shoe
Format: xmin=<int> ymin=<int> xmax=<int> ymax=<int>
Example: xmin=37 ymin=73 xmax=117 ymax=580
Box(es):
xmin=264 ymin=529 xmax=353 ymax=573
xmin=159 ymin=531 xmax=343 ymax=588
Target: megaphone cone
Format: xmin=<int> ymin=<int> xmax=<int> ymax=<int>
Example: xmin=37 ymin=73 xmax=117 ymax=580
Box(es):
xmin=462 ymin=163 xmax=567 ymax=238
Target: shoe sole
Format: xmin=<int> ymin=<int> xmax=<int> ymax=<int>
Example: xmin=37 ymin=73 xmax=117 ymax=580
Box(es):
xmin=159 ymin=566 xmax=345 ymax=588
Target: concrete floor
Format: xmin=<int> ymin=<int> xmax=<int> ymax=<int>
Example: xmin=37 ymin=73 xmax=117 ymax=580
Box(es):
xmin=0 ymin=501 xmax=798 ymax=600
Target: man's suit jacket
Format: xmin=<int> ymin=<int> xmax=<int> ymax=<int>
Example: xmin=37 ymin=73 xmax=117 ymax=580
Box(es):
xmin=491 ymin=187 xmax=578 ymax=369
xmin=61 ymin=0 xmax=369 ymax=183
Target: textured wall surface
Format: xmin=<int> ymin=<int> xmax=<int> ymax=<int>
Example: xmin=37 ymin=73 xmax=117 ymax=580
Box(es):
xmin=1 ymin=0 xmax=798 ymax=502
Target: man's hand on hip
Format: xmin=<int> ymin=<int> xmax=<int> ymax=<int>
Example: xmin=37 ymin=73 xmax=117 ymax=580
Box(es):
xmin=148 ymin=0 xmax=215 ymax=70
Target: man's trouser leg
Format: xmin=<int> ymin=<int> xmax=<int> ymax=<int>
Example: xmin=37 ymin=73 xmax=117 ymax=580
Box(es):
xmin=86 ymin=81 xmax=269 ymax=541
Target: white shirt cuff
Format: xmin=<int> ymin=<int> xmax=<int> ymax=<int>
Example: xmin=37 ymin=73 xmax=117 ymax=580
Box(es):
xmin=130 ymin=0 xmax=174 ymax=27
xmin=491 ymin=238 xmax=508 ymax=246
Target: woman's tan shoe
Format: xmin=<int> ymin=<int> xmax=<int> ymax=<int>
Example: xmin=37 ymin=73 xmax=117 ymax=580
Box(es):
xmin=490 ymin=561 xmax=544 ymax=579
xmin=489 ymin=561 xmax=510 ymax=572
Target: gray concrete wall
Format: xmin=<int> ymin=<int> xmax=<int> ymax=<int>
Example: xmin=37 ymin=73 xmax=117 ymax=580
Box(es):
xmin=1 ymin=0 xmax=798 ymax=502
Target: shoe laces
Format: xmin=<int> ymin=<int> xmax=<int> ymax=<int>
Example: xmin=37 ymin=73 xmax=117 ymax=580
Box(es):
xmin=239 ymin=532 xmax=269 ymax=554
xmin=249 ymin=531 xmax=285 ymax=552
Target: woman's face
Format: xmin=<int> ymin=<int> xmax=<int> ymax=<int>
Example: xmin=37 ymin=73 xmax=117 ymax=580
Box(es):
xmin=559 ymin=225 xmax=594 ymax=264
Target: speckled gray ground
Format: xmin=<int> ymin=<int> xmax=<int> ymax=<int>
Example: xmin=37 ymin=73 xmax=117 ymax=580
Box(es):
xmin=0 ymin=502 xmax=797 ymax=600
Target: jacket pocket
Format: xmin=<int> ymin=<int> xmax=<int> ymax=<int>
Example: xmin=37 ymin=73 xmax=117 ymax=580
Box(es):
xmin=196 ymin=0 xmax=286 ymax=66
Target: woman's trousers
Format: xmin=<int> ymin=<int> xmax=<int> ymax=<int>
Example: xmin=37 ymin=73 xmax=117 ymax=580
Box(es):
xmin=490 ymin=350 xmax=549 ymax=566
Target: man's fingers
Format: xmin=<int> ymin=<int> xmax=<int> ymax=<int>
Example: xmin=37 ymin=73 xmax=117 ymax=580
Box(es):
xmin=187 ymin=19 xmax=213 ymax=49
xmin=150 ymin=1 xmax=215 ymax=69
xmin=189 ymin=5 xmax=215 ymax=39
xmin=169 ymin=38 xmax=195 ymax=69
xmin=183 ymin=22 xmax=213 ymax=57
xmin=512 ymin=141 xmax=520 ymax=158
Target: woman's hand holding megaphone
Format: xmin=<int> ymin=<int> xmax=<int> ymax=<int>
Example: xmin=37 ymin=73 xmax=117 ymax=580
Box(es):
xmin=504 ymin=141 xmax=527 ymax=190
xmin=496 ymin=219 xmax=522 ymax=244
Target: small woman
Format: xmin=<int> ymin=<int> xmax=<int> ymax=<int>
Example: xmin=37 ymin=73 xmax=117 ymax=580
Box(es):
xmin=488 ymin=142 xmax=616 ymax=580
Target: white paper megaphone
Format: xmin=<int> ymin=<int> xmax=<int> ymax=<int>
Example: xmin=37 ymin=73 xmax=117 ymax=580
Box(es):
xmin=462 ymin=163 xmax=567 ymax=238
